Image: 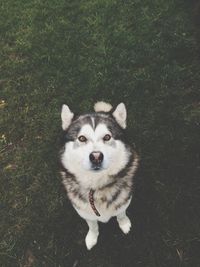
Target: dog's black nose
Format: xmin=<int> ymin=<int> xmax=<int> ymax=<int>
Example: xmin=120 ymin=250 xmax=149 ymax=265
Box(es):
xmin=89 ymin=151 xmax=104 ymax=165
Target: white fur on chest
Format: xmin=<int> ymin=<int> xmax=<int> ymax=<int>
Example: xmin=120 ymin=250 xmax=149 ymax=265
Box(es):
xmin=62 ymin=176 xmax=133 ymax=223
xmin=74 ymin=197 xmax=132 ymax=223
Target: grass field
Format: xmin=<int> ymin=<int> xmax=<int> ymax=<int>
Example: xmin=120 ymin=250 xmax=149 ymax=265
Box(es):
xmin=1 ymin=0 xmax=200 ymax=266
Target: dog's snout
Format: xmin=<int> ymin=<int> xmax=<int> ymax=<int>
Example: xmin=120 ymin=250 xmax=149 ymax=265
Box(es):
xmin=89 ymin=151 xmax=104 ymax=165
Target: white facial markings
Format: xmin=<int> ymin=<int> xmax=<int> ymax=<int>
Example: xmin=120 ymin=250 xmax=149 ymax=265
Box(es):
xmin=91 ymin=117 xmax=95 ymax=129
xmin=78 ymin=124 xmax=94 ymax=143
xmin=62 ymin=121 xmax=130 ymax=190
xmin=68 ymin=123 xmax=115 ymax=173
xmin=95 ymin=124 xmax=112 ymax=143
xmin=78 ymin=123 xmax=112 ymax=144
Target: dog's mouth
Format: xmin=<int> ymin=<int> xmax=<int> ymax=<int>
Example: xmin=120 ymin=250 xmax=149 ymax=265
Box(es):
xmin=91 ymin=165 xmax=103 ymax=171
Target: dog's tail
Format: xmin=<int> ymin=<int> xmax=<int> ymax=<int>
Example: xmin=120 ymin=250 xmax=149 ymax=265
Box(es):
xmin=94 ymin=101 xmax=113 ymax=113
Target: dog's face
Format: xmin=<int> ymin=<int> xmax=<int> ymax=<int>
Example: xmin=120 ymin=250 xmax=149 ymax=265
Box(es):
xmin=61 ymin=102 xmax=131 ymax=180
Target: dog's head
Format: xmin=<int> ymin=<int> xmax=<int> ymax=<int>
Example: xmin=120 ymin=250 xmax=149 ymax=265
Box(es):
xmin=60 ymin=102 xmax=131 ymax=182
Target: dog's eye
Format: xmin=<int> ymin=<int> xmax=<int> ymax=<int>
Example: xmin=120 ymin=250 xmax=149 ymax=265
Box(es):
xmin=78 ymin=135 xmax=87 ymax=142
xmin=103 ymin=134 xmax=111 ymax=141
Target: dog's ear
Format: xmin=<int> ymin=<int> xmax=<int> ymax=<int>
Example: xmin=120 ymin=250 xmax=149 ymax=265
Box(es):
xmin=112 ymin=103 xmax=127 ymax=129
xmin=61 ymin=104 xmax=74 ymax=130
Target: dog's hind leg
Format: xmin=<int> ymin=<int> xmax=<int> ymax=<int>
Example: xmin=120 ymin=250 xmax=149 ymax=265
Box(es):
xmin=117 ymin=211 xmax=131 ymax=234
xmin=85 ymin=220 xmax=99 ymax=250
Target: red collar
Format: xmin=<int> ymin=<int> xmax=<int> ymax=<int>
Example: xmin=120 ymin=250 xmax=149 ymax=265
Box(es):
xmin=89 ymin=189 xmax=100 ymax=217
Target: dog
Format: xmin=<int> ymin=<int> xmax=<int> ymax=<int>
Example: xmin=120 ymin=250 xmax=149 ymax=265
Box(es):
xmin=60 ymin=102 xmax=139 ymax=250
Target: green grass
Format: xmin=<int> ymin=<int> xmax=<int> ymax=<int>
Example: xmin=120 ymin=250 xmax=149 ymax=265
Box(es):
xmin=1 ymin=0 xmax=200 ymax=266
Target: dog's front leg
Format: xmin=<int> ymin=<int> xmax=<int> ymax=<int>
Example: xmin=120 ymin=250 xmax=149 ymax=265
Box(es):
xmin=117 ymin=211 xmax=131 ymax=234
xmin=85 ymin=219 xmax=99 ymax=250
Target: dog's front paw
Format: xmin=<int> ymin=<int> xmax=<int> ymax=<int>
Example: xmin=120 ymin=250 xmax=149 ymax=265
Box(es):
xmin=85 ymin=231 xmax=98 ymax=250
xmin=118 ymin=216 xmax=131 ymax=234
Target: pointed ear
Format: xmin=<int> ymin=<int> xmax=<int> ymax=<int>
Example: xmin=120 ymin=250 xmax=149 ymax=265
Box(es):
xmin=112 ymin=103 xmax=127 ymax=129
xmin=61 ymin=104 xmax=74 ymax=130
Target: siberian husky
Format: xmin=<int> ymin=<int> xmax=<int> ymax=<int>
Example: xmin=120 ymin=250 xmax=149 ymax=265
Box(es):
xmin=60 ymin=102 xmax=139 ymax=250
